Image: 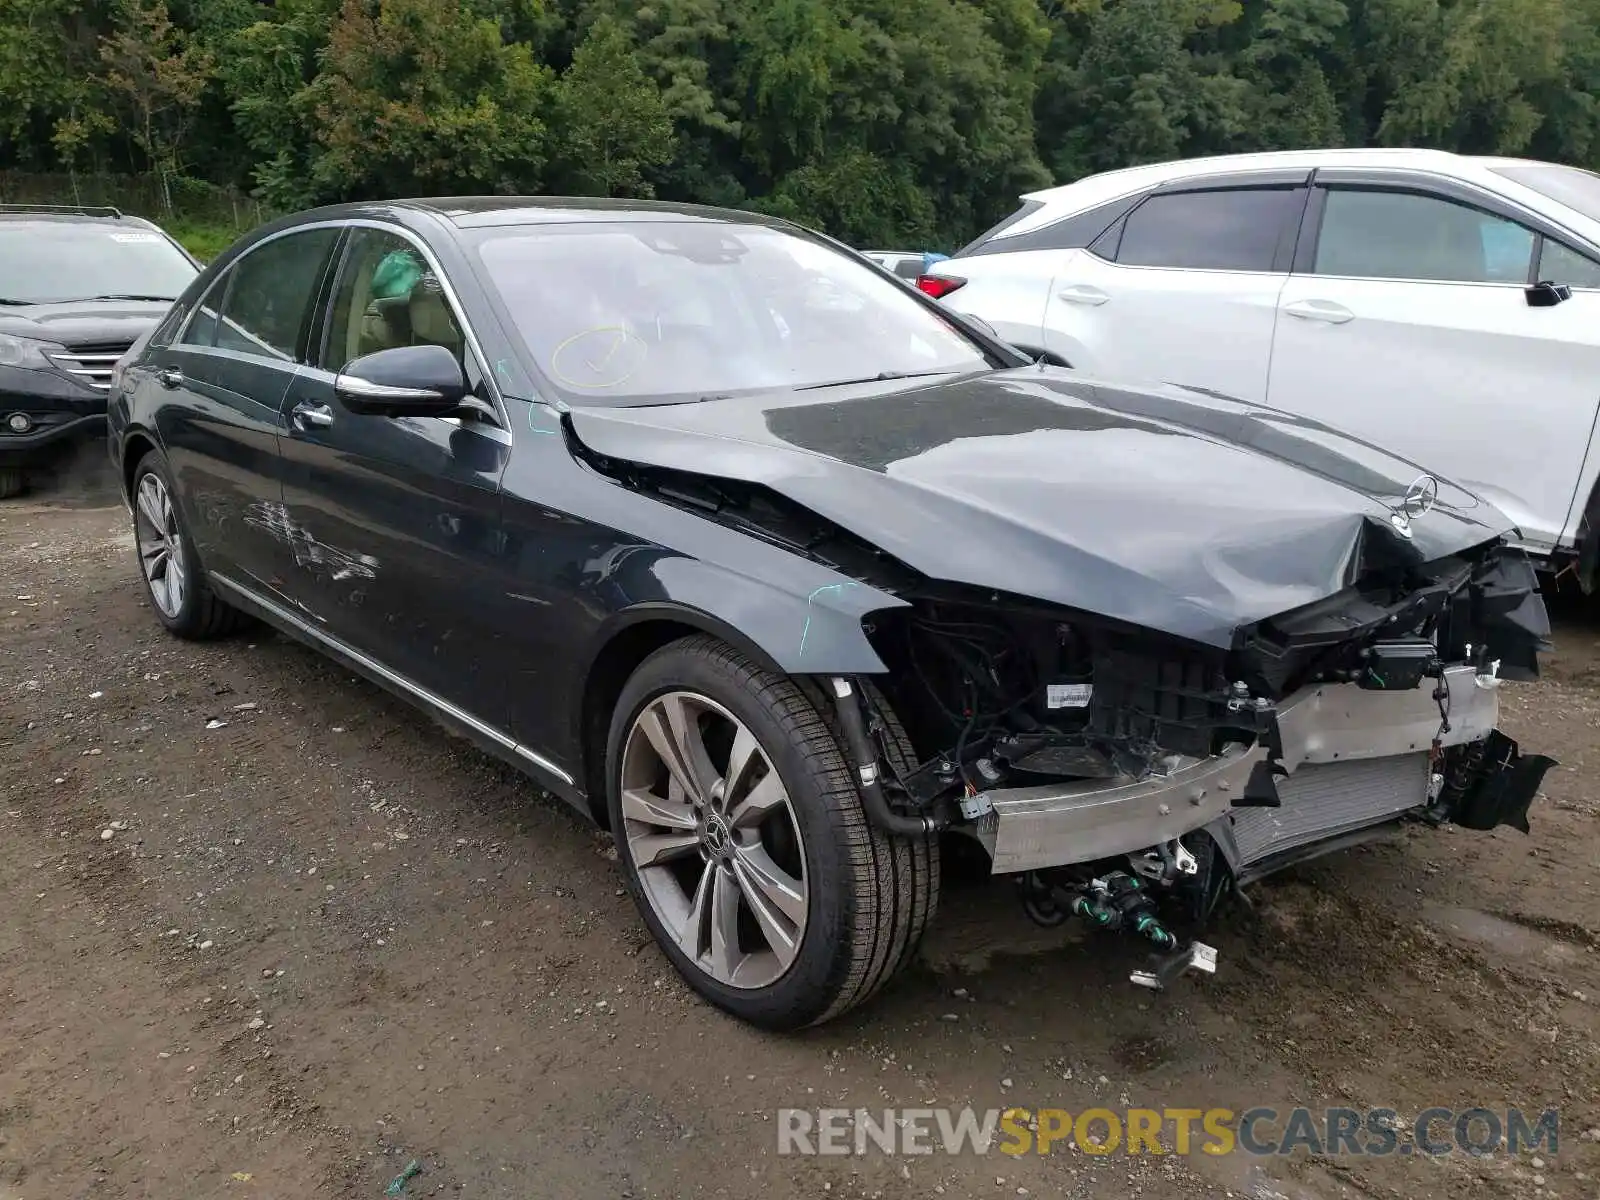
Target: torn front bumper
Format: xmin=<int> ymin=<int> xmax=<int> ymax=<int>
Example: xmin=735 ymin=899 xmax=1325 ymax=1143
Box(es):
xmin=974 ymin=665 xmax=1500 ymax=875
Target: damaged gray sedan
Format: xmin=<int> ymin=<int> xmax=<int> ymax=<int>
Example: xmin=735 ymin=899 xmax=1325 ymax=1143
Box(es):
xmin=108 ymin=198 xmax=1555 ymax=1029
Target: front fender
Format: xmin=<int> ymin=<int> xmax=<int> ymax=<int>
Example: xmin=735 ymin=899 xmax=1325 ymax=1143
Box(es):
xmin=582 ymin=551 xmax=905 ymax=678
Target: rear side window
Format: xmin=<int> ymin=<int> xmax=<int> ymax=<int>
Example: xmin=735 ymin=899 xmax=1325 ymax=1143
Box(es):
xmin=957 ymin=195 xmax=1142 ymax=259
xmin=957 ymin=199 xmax=1044 ymax=256
xmin=213 ymin=228 xmax=339 ymax=361
xmin=1313 ymin=189 xmax=1533 ymax=283
xmin=1114 ymin=188 xmax=1296 ymax=272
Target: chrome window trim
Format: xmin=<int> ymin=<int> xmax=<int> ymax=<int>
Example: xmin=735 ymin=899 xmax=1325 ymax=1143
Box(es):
xmin=170 ymin=217 xmax=513 ymax=439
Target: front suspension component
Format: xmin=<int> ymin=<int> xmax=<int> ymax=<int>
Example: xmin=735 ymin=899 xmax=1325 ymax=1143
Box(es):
xmin=1071 ymin=872 xmax=1179 ymax=950
xmin=1017 ymin=867 xmax=1219 ymax=991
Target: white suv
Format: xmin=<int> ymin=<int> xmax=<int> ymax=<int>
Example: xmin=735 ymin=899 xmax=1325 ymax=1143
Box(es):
xmin=922 ymin=149 xmax=1600 ymax=575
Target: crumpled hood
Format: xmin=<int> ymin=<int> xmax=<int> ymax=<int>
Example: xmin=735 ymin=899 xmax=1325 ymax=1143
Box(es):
xmin=0 ymin=299 xmax=171 ymax=348
xmin=566 ymin=367 xmax=1515 ymax=647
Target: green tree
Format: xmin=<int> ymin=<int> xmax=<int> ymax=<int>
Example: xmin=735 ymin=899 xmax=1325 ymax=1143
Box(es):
xmin=98 ymin=0 xmax=215 ymax=212
xmin=550 ymin=15 xmax=674 ymax=196
xmin=1235 ymin=0 xmax=1348 ymax=148
xmin=304 ymin=0 xmax=555 ymax=199
xmin=0 ymin=0 xmax=112 ymax=168
xmin=218 ymin=0 xmax=340 ymax=209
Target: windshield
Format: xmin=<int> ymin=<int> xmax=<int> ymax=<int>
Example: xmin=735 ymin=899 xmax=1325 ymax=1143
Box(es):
xmin=1489 ymin=163 xmax=1600 ymax=223
xmin=0 ymin=222 xmax=196 ymax=304
xmin=471 ymin=221 xmax=990 ymax=405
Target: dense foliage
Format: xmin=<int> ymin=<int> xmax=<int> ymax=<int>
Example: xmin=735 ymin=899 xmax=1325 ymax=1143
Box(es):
xmin=3 ymin=0 xmax=1600 ymax=248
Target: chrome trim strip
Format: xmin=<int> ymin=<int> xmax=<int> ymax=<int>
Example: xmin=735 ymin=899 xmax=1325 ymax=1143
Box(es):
xmin=334 ymin=374 xmax=444 ymax=401
xmin=210 ymin=571 xmax=573 ymax=786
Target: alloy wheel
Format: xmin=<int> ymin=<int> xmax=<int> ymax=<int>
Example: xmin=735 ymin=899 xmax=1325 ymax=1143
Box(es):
xmin=134 ymin=472 xmax=186 ymax=618
xmin=620 ymin=691 xmax=809 ymax=990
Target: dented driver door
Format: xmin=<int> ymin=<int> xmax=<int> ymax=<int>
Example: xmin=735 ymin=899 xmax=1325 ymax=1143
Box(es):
xmin=271 ymin=226 xmax=514 ymax=717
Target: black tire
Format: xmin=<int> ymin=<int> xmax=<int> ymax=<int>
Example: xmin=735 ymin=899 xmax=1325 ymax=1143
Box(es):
xmin=0 ymin=468 xmax=24 ymax=499
xmin=606 ymin=635 xmax=940 ymax=1030
xmin=129 ymin=447 xmax=247 ymax=639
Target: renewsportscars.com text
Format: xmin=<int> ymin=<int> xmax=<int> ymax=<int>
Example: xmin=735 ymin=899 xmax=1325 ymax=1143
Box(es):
xmin=776 ymin=1106 xmax=1560 ymax=1158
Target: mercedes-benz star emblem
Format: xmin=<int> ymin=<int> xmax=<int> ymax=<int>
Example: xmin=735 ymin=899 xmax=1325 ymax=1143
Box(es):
xmin=1390 ymin=474 xmax=1440 ymax=538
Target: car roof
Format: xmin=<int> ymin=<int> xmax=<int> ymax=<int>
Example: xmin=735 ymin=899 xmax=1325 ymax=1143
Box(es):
xmin=1023 ymin=148 xmax=1481 ymax=202
xmin=283 ymin=196 xmax=799 ymax=233
xmin=0 ymin=205 xmax=166 ymax=232
xmin=997 ymin=149 xmax=1584 ymax=242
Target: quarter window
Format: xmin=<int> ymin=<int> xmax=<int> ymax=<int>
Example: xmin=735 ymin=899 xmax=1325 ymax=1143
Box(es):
xmin=213 ymin=228 xmax=338 ymax=360
xmin=322 ymin=229 xmax=468 ymax=373
xmin=1537 ymin=238 xmax=1600 ymax=289
xmin=1313 ymin=189 xmax=1534 ymax=284
xmin=177 ymin=275 xmax=225 ymax=348
xmin=1113 ymin=188 xmax=1296 ymax=272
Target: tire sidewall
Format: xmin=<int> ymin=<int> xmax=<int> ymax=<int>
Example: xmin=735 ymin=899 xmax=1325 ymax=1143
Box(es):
xmin=605 ymin=644 xmax=859 ymax=1028
xmin=130 ymin=449 xmax=207 ymax=634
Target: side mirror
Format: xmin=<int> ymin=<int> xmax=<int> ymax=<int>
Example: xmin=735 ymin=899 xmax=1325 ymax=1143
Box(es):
xmin=334 ymin=344 xmax=468 ymax=417
xmin=1525 ymin=279 xmax=1572 ymax=308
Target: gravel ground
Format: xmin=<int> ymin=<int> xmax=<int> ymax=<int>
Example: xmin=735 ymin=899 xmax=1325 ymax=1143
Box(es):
xmin=2 ymin=461 xmax=1598 ymax=1200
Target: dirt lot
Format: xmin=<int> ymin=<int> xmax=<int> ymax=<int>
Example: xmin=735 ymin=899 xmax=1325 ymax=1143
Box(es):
xmin=2 ymin=461 xmax=1598 ymax=1200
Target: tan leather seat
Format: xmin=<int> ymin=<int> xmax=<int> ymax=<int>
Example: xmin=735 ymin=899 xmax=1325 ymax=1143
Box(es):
xmin=408 ymin=285 xmax=463 ymax=358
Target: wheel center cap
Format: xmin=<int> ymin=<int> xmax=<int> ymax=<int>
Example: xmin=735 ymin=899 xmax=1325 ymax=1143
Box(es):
xmin=703 ymin=814 xmax=730 ymax=856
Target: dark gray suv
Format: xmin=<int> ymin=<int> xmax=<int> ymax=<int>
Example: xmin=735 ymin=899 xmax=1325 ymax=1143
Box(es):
xmin=0 ymin=204 xmax=198 ymax=497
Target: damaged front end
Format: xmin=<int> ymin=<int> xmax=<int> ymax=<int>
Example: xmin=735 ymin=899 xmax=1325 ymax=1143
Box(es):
xmin=833 ymin=544 xmax=1556 ymax=986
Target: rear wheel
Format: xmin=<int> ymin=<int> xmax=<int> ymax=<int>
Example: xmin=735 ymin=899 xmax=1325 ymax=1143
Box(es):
xmin=606 ymin=635 xmax=938 ymax=1029
xmin=130 ymin=449 xmax=246 ymax=639
xmin=0 ymin=468 xmax=24 ymax=499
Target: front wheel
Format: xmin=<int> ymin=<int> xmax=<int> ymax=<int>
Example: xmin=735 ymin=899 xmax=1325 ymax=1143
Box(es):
xmin=0 ymin=467 xmax=25 ymax=499
xmin=606 ymin=635 xmax=938 ymax=1030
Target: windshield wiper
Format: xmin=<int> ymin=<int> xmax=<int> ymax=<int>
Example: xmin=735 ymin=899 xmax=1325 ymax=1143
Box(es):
xmin=54 ymin=293 xmax=177 ymax=303
xmin=794 ymin=369 xmax=955 ymax=391
xmin=0 ymin=297 xmax=31 ymax=306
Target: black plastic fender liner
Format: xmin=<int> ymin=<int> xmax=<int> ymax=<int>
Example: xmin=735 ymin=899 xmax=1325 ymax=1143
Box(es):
xmin=1447 ymin=730 xmax=1559 ymax=834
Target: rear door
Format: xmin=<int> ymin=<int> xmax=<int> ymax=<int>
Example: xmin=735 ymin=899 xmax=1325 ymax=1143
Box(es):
xmin=1267 ymin=173 xmax=1600 ymax=553
xmin=1040 ymin=175 xmax=1307 ymax=401
xmin=142 ymin=226 xmax=340 ymax=593
xmin=273 ymin=223 xmax=515 ymax=717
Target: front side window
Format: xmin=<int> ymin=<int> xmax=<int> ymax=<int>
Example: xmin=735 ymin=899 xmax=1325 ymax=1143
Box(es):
xmin=212 ymin=228 xmax=338 ymax=361
xmin=1538 ymin=238 xmax=1600 ymax=289
xmin=322 ymin=229 xmax=467 ymax=373
xmin=1113 ymin=188 xmax=1296 ymax=272
xmin=1489 ymin=162 xmax=1600 ymax=223
xmin=0 ymin=221 xmax=197 ymax=304
xmin=1313 ymin=189 xmax=1534 ymax=283
xmin=471 ymin=222 xmax=991 ymax=405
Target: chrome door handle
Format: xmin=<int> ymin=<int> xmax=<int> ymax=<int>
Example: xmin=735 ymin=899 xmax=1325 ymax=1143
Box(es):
xmin=1055 ymin=284 xmax=1110 ymax=306
xmin=158 ymin=367 xmax=183 ymax=389
xmin=291 ymin=400 xmax=334 ymax=431
xmin=1283 ymin=299 xmax=1354 ymax=324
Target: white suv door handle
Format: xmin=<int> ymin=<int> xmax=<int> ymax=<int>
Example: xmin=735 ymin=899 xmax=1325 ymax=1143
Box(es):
xmin=1055 ymin=284 xmax=1110 ymax=306
xmin=1283 ymin=299 xmax=1354 ymax=324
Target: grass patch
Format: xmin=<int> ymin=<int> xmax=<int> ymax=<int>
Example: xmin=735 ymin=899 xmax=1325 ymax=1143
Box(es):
xmin=166 ymin=220 xmax=246 ymax=263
